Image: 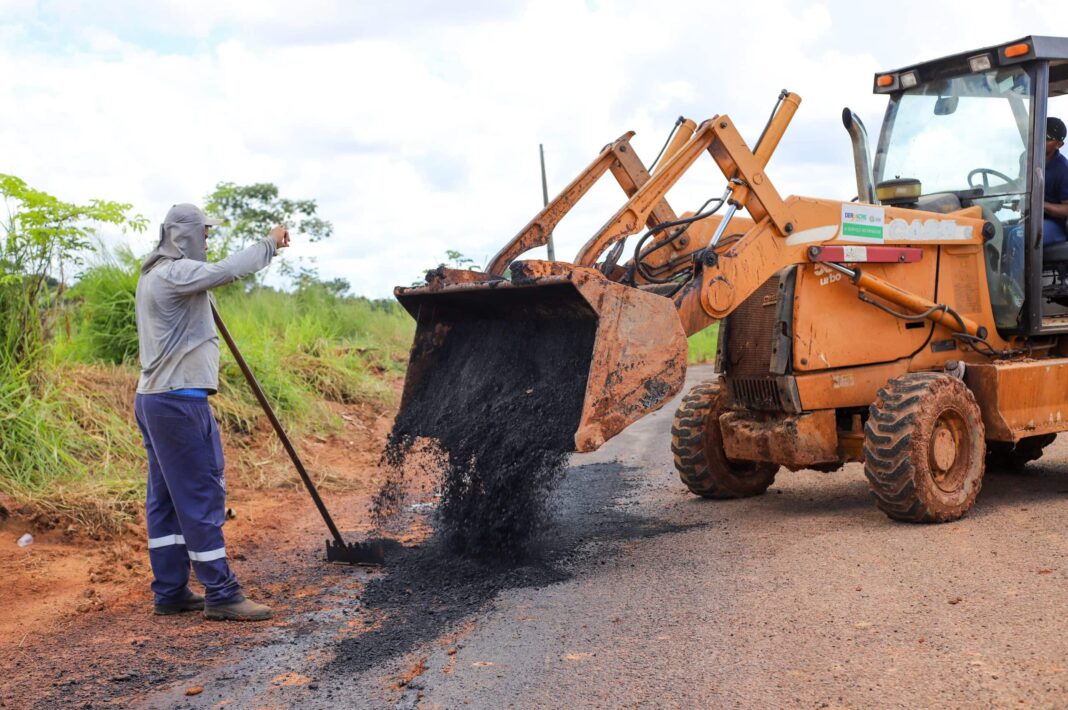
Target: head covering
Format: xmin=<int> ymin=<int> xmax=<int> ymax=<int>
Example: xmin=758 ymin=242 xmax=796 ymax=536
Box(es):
xmin=141 ymin=203 xmax=223 ymax=274
xmin=1048 ymin=117 xmax=1067 ymax=143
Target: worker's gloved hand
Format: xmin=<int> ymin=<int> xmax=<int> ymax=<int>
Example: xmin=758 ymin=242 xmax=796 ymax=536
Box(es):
xmin=270 ymin=224 xmax=290 ymax=250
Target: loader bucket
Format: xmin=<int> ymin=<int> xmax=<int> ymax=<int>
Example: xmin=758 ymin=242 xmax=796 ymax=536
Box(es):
xmin=393 ymin=261 xmax=688 ymax=453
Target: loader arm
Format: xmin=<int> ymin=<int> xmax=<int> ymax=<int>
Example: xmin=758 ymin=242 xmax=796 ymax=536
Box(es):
xmin=486 ymin=131 xmax=681 ymax=277
xmin=395 ymin=90 xmax=1002 ymax=459
xmin=576 ymin=93 xmax=802 ymax=267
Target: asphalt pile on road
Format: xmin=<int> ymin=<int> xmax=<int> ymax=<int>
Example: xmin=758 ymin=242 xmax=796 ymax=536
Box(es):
xmin=378 ymin=314 xmax=596 ymax=560
xmin=336 ymin=461 xmax=700 ymax=677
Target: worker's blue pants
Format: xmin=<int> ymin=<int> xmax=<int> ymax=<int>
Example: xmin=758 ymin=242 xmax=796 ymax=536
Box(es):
xmin=1044 ymin=218 xmax=1068 ymax=246
xmin=1005 ymin=219 xmax=1068 ymax=285
xmin=134 ymin=393 xmax=242 ymax=607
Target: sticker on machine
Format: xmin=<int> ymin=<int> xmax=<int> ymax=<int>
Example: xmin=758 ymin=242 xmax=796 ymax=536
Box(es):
xmin=840 ymin=203 xmax=885 ymax=242
xmin=885 ymin=218 xmax=972 ymax=240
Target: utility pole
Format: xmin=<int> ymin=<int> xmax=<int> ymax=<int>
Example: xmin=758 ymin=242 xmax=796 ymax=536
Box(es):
xmin=539 ymin=143 xmax=556 ymax=261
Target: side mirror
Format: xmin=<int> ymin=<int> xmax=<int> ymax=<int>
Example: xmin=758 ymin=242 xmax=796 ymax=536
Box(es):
xmin=934 ymin=96 xmax=959 ymax=115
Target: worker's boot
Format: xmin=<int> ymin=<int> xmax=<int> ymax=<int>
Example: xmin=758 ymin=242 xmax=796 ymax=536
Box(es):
xmin=203 ymin=597 xmax=273 ymax=622
xmin=153 ymin=589 xmax=205 ymax=616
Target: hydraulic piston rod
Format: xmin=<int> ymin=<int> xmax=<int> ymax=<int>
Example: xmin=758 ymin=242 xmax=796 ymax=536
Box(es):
xmin=824 ymin=262 xmax=986 ymax=338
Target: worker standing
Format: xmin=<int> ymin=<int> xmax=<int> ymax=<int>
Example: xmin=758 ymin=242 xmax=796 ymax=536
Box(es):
xmin=134 ymin=203 xmax=289 ymax=621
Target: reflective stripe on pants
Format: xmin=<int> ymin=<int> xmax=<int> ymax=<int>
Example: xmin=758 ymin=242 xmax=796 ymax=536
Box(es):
xmin=147 ymin=534 xmax=186 ymax=549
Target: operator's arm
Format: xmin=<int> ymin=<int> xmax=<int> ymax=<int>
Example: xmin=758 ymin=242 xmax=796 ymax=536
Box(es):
xmin=164 ymin=227 xmax=288 ymax=295
xmin=1044 ymin=201 xmax=1068 ymax=219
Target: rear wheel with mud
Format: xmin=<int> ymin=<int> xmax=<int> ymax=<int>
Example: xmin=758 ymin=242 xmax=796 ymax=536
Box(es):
xmin=863 ymin=373 xmax=985 ymax=523
xmin=986 ymin=434 xmax=1057 ymax=473
xmin=671 ymin=381 xmax=778 ymax=498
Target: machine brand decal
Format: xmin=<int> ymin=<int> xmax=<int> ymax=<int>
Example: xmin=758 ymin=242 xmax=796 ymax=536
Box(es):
xmin=841 ymin=204 xmax=885 ymax=242
xmin=813 ymin=263 xmax=843 ymax=286
xmin=885 ymin=218 xmax=972 ymax=241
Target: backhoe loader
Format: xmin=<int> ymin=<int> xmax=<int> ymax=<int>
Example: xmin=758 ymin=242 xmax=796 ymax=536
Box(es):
xmin=394 ymin=36 xmax=1068 ymax=523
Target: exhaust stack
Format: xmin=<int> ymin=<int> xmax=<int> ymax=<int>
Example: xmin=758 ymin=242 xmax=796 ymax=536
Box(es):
xmin=842 ymin=107 xmax=876 ymax=204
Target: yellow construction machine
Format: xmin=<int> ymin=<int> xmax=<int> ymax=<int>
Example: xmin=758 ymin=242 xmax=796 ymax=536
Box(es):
xmin=394 ymin=36 xmax=1068 ymax=523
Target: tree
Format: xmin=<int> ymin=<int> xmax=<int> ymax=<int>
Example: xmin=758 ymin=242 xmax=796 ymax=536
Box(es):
xmin=0 ymin=174 xmax=146 ymax=366
xmin=202 ymin=182 xmax=333 ymax=286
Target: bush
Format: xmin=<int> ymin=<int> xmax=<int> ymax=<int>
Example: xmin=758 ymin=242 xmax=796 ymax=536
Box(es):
xmin=0 ymin=176 xmax=417 ymax=534
xmin=0 ymin=177 xmax=145 ymax=533
xmin=0 ymin=359 xmax=145 ymax=535
xmin=64 ymin=247 xmax=141 ymax=365
xmin=210 ymin=284 xmax=411 ymax=434
xmin=0 ymin=217 xmax=420 ymax=533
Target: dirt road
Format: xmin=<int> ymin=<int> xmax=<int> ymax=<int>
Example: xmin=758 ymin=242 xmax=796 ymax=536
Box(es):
xmin=9 ymin=364 xmax=1068 ymax=708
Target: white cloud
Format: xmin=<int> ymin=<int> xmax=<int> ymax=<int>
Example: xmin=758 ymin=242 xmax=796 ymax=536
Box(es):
xmin=0 ymin=0 xmax=1062 ymax=296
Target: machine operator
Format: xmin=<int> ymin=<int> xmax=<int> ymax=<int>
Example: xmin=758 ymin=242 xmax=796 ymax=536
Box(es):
xmin=1043 ymin=116 xmax=1068 ymax=246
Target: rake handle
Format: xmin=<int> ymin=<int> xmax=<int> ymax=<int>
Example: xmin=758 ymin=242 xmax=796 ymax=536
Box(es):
xmin=210 ymin=302 xmax=347 ymax=548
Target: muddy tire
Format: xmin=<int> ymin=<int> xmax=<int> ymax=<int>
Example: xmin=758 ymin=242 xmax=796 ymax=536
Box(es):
xmin=671 ymin=381 xmax=778 ymax=499
xmin=986 ymin=433 xmax=1057 ymax=472
xmin=863 ymin=373 xmax=985 ymax=523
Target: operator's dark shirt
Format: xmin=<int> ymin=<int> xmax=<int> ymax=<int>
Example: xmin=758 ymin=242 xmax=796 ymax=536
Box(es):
xmin=1047 ymin=149 xmax=1068 ymax=228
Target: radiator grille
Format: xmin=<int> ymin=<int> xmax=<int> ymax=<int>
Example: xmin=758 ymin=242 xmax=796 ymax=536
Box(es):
xmin=726 ymin=377 xmax=786 ymax=411
xmin=723 ymin=272 xmax=794 ymax=412
xmin=724 ymin=274 xmax=780 ymax=377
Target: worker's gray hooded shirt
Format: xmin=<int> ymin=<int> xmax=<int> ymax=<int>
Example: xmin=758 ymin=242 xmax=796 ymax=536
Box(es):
xmin=135 ymin=205 xmax=277 ymax=394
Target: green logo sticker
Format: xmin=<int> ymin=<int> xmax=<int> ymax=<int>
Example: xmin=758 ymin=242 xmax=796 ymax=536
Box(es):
xmin=841 ymin=204 xmax=885 ymax=242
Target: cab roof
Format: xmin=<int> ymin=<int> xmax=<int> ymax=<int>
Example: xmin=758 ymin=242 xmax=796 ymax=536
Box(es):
xmin=874 ymin=36 xmax=1068 ymax=94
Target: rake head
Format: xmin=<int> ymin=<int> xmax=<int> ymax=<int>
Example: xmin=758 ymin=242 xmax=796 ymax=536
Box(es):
xmin=325 ymin=537 xmax=398 ymax=566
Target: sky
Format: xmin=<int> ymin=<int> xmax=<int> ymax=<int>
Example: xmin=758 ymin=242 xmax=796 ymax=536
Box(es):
xmin=0 ymin=0 xmax=1061 ymax=297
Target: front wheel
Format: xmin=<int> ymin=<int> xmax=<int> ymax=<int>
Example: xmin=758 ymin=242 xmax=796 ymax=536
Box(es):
xmin=863 ymin=373 xmax=985 ymax=523
xmin=671 ymin=381 xmax=778 ymax=499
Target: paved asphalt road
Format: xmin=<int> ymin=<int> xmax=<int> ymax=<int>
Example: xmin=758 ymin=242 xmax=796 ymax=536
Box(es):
xmin=142 ymin=365 xmax=1068 ymax=709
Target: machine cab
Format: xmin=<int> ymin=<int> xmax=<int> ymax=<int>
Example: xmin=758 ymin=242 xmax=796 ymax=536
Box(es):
xmin=868 ymin=36 xmax=1068 ymax=337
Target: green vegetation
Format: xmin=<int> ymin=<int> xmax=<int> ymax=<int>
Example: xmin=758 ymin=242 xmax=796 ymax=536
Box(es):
xmin=39 ymin=256 xmax=413 ymax=533
xmin=688 ymin=323 xmax=719 ymax=364
xmin=1 ymin=177 xmax=412 ymax=535
xmin=0 ymin=175 xmax=147 ymax=533
xmin=205 ymin=181 xmax=332 ymax=259
xmin=203 ymin=180 xmax=333 ymax=289
xmin=0 ymin=174 xmax=146 ymax=364
xmin=57 ymin=245 xmax=141 ymax=365
xmin=208 ymin=283 xmax=412 ymax=440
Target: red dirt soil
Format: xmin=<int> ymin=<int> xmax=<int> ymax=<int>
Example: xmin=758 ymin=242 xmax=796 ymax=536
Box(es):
xmin=0 ymin=396 xmax=430 ymax=709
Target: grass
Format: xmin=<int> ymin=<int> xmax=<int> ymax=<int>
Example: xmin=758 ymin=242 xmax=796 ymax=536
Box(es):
xmin=1 ymin=254 xmax=415 ymax=535
xmin=210 ymin=284 xmax=411 ymax=435
xmin=688 ymin=323 xmax=719 ymax=364
xmin=0 ymin=360 xmax=145 ymax=534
